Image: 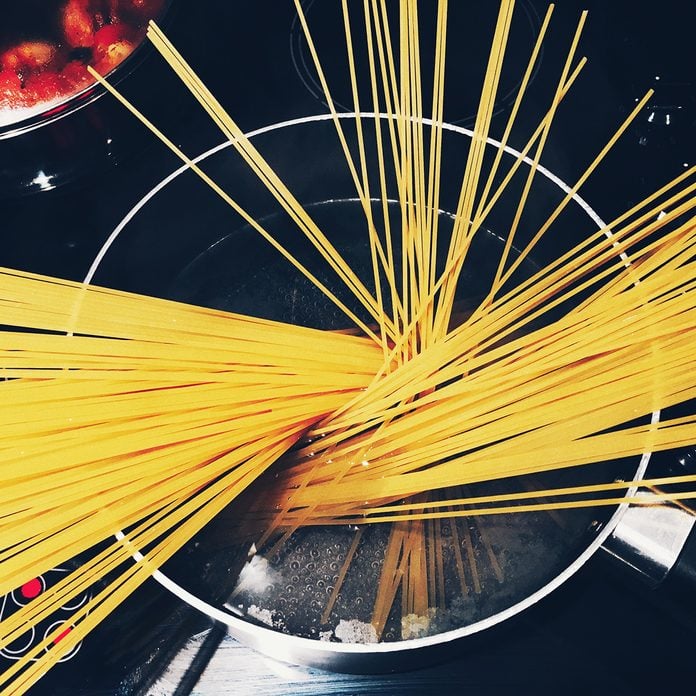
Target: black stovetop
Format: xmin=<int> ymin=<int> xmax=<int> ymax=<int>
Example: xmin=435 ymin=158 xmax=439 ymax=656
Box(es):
xmin=1 ymin=1 xmax=694 ymax=693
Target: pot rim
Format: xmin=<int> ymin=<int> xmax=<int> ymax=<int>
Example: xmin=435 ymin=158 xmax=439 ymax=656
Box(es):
xmin=87 ymin=111 xmax=654 ymax=664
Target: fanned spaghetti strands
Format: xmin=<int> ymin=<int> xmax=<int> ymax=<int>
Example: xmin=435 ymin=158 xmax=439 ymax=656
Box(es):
xmin=270 ymin=409 xmax=696 ymax=515
xmin=85 ymin=71 xmax=382 ymax=346
xmin=282 ymin=337 xmax=694 ymax=493
xmin=397 ymin=0 xmax=410 ymax=351
xmin=363 ymin=0 xmax=405 ymax=343
xmin=0 ymin=498 xmax=184 ymax=650
xmin=4 ymin=438 xmax=306 ymax=660
xmin=0 ymin=269 xmax=385 ymax=361
xmin=464 ymin=195 xmax=696 ymax=353
xmin=314 ymin=57 xmax=591 ymax=424
xmin=474 ymin=171 xmax=696 ymax=339
xmin=0 ymin=380 xmax=366 ymax=438
xmin=409 ymin=56 xmax=589 ymax=336
xmin=336 ymin=471 xmax=696 ymax=520
xmin=368 ymin=0 xmax=414 ymax=358
xmin=0 ymin=270 xmax=385 ymax=610
xmin=407 ymin=0 xmax=431 ymax=351
xmin=297 ymin=490 xmax=696 ymax=527
xmin=403 ymin=0 xmax=435 ymax=351
xmin=319 ymin=391 xmax=693 ymax=495
xmin=290 ymin=0 xmax=403 ymax=307
xmin=419 ymin=0 xmax=449 ymax=347
xmin=144 ymin=27 xmax=396 ymax=342
xmin=493 ymin=88 xmax=655 ymax=292
xmin=486 ymin=10 xmax=586 ymax=306
xmin=257 ymin=304 xmax=694 ymax=504
xmin=399 ymin=0 xmax=415 ymax=347
xmin=306 ymin=326 xmax=688 ymax=449
xmin=432 ymin=0 xmax=515 ymax=339
xmin=424 ymin=76 xmax=656 ymax=362
xmin=360 ymin=45 xmax=588 ymax=376
xmin=4 ymin=474 xmax=241 ymax=658
xmin=470 ymin=2 xmax=554 ymax=254
xmin=3 ymin=386 xmax=330 ymax=492
xmin=340 ymin=0 xmax=392 ymax=359
xmin=0 ymin=407 xmax=331 ymax=593
xmin=1 ymin=435 xmax=301 ymax=695
xmin=3 ymin=392 xmax=349 ymax=506
xmin=306 ymin=209 xmax=695 ymax=437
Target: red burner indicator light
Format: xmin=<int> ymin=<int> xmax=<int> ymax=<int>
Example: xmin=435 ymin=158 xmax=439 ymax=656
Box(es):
xmin=20 ymin=578 xmax=43 ymax=600
xmin=52 ymin=625 xmax=72 ymax=645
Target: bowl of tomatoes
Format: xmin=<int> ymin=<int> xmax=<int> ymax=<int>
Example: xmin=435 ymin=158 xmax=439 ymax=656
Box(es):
xmin=0 ymin=0 xmax=174 ymax=195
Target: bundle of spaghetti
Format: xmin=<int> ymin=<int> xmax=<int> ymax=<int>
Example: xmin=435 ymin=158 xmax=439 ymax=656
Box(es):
xmin=0 ymin=430 xmax=302 ymax=695
xmin=129 ymin=0 xmax=695 ymax=582
xmin=134 ymin=0 xmax=694 ymax=635
xmin=238 ymin=205 xmax=695 ymax=527
xmin=301 ymin=197 xmax=695 ymax=441
xmin=291 ymin=0 xmax=605 ymax=361
xmin=0 ymin=270 xmax=386 ymax=691
xmin=136 ymin=1 xmax=581 ymax=366
xmin=257 ymin=314 xmax=693 ymax=521
xmin=0 ymin=267 xmax=382 ymax=361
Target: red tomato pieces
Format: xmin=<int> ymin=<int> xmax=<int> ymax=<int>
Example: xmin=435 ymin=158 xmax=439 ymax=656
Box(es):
xmin=0 ymin=70 xmax=23 ymax=108
xmin=24 ymin=72 xmax=67 ymax=104
xmin=0 ymin=0 xmax=165 ymax=116
xmin=1 ymin=42 xmax=57 ymax=72
xmin=61 ymin=61 xmax=93 ymax=90
xmin=93 ymin=39 xmax=135 ymax=75
xmin=62 ymin=0 xmax=96 ymax=48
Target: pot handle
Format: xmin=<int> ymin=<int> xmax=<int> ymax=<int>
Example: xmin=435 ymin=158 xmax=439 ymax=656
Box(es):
xmin=600 ymin=447 xmax=696 ymax=598
xmin=600 ymin=492 xmax=695 ymax=588
xmin=660 ymin=520 xmax=696 ymax=607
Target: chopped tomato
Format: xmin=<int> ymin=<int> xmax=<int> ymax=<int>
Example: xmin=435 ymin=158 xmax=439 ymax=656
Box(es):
xmin=0 ymin=0 xmax=165 ymax=115
xmin=92 ymin=39 xmax=135 ymax=75
xmin=0 ymin=70 xmax=24 ymax=108
xmin=63 ymin=0 xmax=96 ymax=48
xmin=93 ymin=24 xmax=131 ymax=59
xmin=120 ymin=0 xmax=164 ymax=21
xmin=1 ymin=42 xmax=57 ymax=72
xmin=24 ymin=72 xmax=69 ymax=106
xmin=61 ymin=61 xmax=93 ymax=91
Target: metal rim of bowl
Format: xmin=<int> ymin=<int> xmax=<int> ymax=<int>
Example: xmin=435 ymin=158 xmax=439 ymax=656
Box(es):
xmin=87 ymin=111 xmax=654 ymax=663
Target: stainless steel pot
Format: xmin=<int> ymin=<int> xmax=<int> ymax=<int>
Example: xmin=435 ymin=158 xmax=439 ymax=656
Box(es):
xmin=82 ymin=112 xmax=696 ymax=672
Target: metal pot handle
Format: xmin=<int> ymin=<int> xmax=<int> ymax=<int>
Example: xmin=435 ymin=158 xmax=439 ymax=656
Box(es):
xmin=600 ymin=491 xmax=696 ymax=588
xmin=661 ymin=522 xmax=696 ymax=600
xmin=600 ymin=448 xmax=696 ymax=595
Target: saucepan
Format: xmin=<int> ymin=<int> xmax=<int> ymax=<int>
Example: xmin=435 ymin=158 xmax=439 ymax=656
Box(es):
xmin=82 ymin=111 xmax=696 ymax=672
